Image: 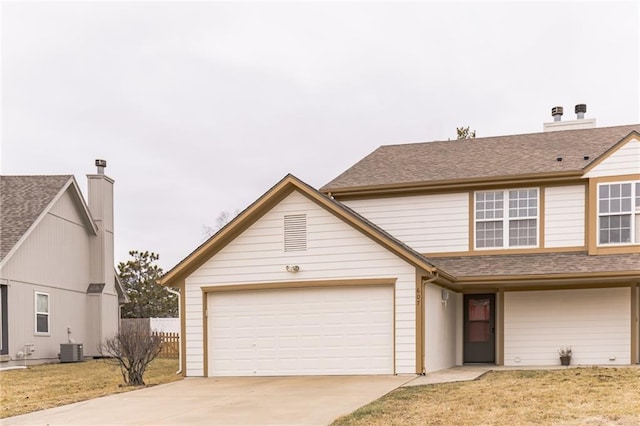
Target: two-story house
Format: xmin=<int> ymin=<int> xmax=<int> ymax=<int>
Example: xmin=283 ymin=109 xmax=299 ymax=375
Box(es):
xmin=159 ymin=108 xmax=640 ymax=377
xmin=0 ymin=160 xmax=125 ymax=366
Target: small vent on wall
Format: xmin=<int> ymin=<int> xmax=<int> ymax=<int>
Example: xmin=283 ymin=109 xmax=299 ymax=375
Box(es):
xmin=284 ymin=214 xmax=307 ymax=252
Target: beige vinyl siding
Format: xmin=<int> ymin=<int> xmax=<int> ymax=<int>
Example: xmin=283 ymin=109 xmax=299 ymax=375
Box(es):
xmin=185 ymin=191 xmax=418 ymax=377
xmin=504 ymin=288 xmax=630 ymax=366
xmin=636 ymin=288 xmax=640 ymax=359
xmin=584 ymin=137 xmax=640 ymax=178
xmin=342 ymin=193 xmax=468 ymax=253
xmin=544 ymin=185 xmax=585 ymax=248
xmin=424 ymin=283 xmax=457 ymax=372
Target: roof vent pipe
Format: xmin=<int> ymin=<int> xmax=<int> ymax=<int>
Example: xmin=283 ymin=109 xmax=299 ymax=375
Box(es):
xmin=575 ymin=104 xmax=587 ymax=119
xmin=551 ymin=106 xmax=564 ymax=122
xmin=95 ymin=159 xmax=107 ymax=175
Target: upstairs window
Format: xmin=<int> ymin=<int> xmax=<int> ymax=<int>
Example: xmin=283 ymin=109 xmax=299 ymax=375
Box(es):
xmin=35 ymin=292 xmax=49 ymax=334
xmin=598 ymin=182 xmax=639 ymax=245
xmin=475 ymin=189 xmax=538 ymax=249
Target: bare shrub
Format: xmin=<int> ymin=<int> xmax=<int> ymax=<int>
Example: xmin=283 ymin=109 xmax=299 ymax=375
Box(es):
xmin=100 ymin=326 xmax=162 ymax=386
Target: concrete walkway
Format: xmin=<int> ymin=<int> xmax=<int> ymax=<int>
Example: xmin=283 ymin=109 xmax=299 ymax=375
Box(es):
xmin=403 ymin=364 xmax=640 ymax=387
xmin=404 ymin=366 xmax=490 ymax=386
xmin=1 ymin=375 xmax=412 ymax=426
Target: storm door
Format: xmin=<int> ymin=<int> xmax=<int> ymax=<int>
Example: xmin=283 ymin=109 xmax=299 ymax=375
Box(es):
xmin=463 ymin=294 xmax=495 ymax=363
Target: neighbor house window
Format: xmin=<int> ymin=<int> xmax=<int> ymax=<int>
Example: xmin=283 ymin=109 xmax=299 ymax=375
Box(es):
xmin=35 ymin=292 xmax=49 ymax=334
xmin=475 ymin=189 xmax=538 ymax=249
xmin=598 ymin=181 xmax=640 ymax=245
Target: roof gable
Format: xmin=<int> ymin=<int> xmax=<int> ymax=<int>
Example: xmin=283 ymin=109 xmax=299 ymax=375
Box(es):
xmin=321 ymin=124 xmax=640 ymax=193
xmin=158 ymin=174 xmax=438 ymax=287
xmin=583 ymin=131 xmax=640 ymax=178
xmin=0 ymin=175 xmax=97 ymax=263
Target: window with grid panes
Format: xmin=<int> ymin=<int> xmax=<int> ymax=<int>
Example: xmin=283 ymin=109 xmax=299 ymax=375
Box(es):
xmin=598 ymin=181 xmax=640 ymax=245
xmin=475 ymin=188 xmax=538 ymax=249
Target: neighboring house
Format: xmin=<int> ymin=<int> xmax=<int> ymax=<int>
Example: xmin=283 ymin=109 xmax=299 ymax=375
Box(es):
xmin=0 ymin=160 xmax=126 ymax=365
xmin=159 ymin=106 xmax=640 ymax=377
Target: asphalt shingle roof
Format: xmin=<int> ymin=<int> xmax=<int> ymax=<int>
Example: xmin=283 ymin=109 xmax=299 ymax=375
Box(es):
xmin=322 ymin=124 xmax=640 ymax=191
xmin=429 ymin=252 xmax=640 ymax=278
xmin=0 ymin=175 xmax=72 ymax=261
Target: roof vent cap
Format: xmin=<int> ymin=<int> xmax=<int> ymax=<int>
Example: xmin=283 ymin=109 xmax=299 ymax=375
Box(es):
xmin=95 ymin=159 xmax=107 ymax=175
xmin=551 ymin=106 xmax=564 ymax=122
xmin=575 ymin=103 xmax=587 ymax=119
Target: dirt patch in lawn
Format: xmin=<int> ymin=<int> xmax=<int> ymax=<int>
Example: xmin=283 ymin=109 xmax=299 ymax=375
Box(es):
xmin=332 ymin=367 xmax=640 ymax=426
xmin=0 ymin=358 xmax=182 ymax=419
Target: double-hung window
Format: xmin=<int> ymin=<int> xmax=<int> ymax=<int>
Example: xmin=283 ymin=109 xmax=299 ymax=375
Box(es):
xmin=598 ymin=181 xmax=640 ymax=245
xmin=35 ymin=292 xmax=49 ymax=334
xmin=475 ymin=189 xmax=539 ymax=249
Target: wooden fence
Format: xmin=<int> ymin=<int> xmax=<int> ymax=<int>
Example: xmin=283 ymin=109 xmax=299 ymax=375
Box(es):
xmin=120 ymin=319 xmax=179 ymax=359
xmin=153 ymin=332 xmax=180 ymax=358
xmin=120 ymin=318 xmax=150 ymax=333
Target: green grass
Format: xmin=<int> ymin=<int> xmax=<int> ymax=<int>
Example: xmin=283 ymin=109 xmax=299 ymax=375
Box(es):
xmin=0 ymin=357 xmax=182 ymax=419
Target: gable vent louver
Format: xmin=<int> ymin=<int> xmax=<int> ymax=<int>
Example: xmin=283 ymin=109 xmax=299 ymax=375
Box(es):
xmin=284 ymin=214 xmax=307 ymax=252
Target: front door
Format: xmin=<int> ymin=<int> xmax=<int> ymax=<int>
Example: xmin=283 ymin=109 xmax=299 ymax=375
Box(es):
xmin=464 ymin=294 xmax=495 ymax=363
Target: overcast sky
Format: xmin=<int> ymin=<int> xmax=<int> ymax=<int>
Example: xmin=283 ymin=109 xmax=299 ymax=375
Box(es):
xmin=1 ymin=1 xmax=639 ymax=270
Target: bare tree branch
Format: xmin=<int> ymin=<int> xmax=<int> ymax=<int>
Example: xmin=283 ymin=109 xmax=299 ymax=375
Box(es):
xmin=100 ymin=325 xmax=162 ymax=386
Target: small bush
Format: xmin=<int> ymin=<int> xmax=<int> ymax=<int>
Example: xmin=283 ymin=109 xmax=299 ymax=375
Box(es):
xmin=100 ymin=327 xmax=162 ymax=386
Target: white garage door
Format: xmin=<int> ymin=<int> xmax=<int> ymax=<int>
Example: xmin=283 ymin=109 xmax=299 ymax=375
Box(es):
xmin=207 ymin=285 xmax=394 ymax=376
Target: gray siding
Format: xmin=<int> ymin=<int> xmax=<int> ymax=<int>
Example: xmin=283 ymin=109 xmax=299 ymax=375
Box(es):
xmin=1 ymin=187 xmax=116 ymax=360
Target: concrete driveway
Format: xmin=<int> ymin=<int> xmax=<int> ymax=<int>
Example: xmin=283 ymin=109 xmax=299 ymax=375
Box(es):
xmin=2 ymin=375 xmax=411 ymax=426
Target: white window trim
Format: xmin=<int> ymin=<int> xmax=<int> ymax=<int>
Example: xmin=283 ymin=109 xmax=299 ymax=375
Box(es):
xmin=35 ymin=292 xmax=50 ymax=335
xmin=597 ymin=180 xmax=640 ymax=246
xmin=474 ymin=188 xmax=540 ymax=250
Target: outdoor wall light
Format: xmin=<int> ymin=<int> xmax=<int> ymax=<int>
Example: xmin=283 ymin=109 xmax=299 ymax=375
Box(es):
xmin=286 ymin=265 xmax=300 ymax=272
xmin=441 ymin=289 xmax=449 ymax=307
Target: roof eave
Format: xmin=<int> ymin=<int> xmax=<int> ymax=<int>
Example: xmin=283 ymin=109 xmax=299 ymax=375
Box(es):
xmin=0 ymin=177 xmax=97 ymax=268
xmin=158 ymin=174 xmax=437 ymax=287
xmin=68 ymin=176 xmax=99 ymax=235
xmin=322 ymin=171 xmax=584 ymax=198
xmin=582 ymin=130 xmax=640 ymax=174
xmin=456 ymin=270 xmax=640 ymax=289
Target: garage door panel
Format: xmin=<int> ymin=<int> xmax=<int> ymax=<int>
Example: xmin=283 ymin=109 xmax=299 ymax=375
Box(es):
xmin=208 ymin=285 xmax=394 ymax=376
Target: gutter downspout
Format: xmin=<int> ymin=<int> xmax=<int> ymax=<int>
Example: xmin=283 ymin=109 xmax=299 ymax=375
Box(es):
xmin=165 ymin=287 xmax=182 ymax=375
xmin=422 ymin=271 xmax=439 ymax=285
xmin=420 ymin=271 xmax=439 ymax=375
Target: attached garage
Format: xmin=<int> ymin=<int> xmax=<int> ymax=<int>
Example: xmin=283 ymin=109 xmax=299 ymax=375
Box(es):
xmin=159 ymin=176 xmax=445 ymax=377
xmin=207 ymin=285 xmax=394 ymax=376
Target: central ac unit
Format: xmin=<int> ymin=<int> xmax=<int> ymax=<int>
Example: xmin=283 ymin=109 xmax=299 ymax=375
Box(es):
xmin=60 ymin=343 xmax=84 ymax=363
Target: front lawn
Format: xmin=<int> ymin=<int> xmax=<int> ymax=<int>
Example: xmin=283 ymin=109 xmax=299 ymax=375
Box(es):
xmin=332 ymin=367 xmax=640 ymax=425
xmin=0 ymin=358 xmax=182 ymax=419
